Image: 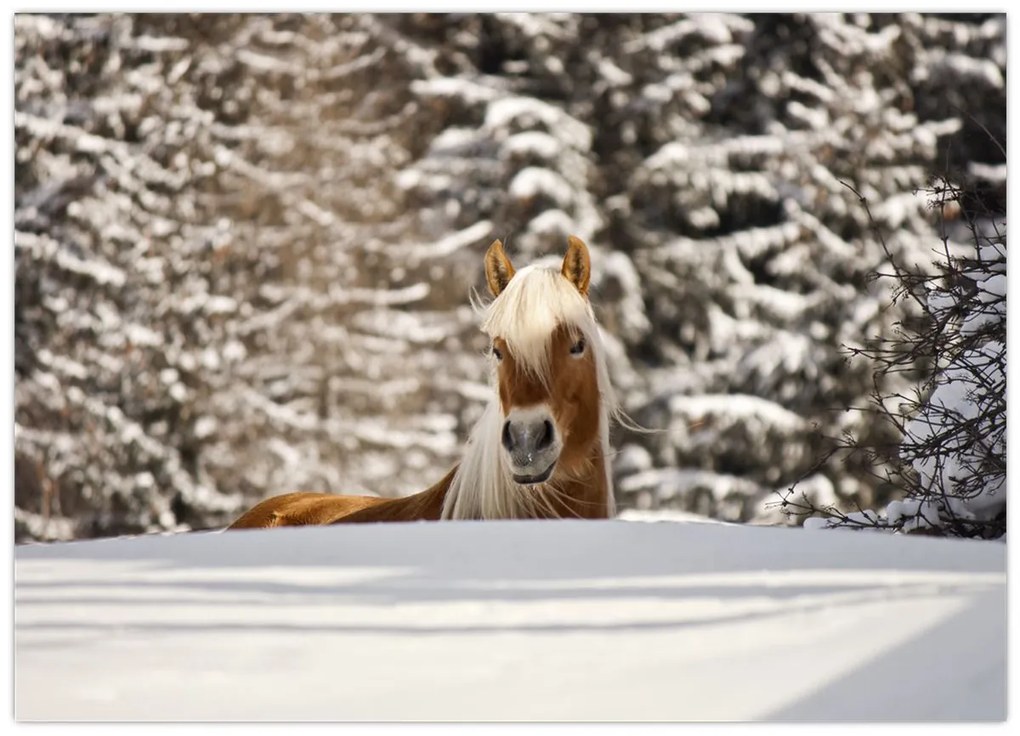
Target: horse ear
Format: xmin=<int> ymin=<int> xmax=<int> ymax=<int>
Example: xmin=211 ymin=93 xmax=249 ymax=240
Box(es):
xmin=561 ymin=235 xmax=591 ymax=296
xmin=485 ymin=239 xmax=516 ymax=297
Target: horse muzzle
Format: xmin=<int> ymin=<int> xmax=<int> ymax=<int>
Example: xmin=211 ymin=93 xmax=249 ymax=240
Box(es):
xmin=501 ymin=407 xmax=561 ymax=485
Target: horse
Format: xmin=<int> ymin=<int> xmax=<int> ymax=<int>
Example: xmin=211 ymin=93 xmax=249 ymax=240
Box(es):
xmin=227 ymin=235 xmax=619 ymax=529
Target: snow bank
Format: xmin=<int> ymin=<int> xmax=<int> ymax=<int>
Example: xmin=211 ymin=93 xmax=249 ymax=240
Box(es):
xmin=15 ymin=520 xmax=1005 ymax=721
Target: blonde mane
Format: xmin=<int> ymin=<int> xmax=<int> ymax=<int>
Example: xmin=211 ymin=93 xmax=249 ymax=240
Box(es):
xmin=441 ymin=264 xmax=618 ymax=520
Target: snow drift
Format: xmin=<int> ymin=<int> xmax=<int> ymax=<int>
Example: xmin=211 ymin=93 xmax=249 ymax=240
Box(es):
xmin=14 ymin=519 xmax=1005 ymax=721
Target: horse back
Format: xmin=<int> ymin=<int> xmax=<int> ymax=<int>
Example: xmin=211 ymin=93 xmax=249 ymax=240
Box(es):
xmin=226 ymin=492 xmax=388 ymax=529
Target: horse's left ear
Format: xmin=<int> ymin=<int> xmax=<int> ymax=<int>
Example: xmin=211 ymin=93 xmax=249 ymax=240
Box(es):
xmin=561 ymin=235 xmax=591 ymax=296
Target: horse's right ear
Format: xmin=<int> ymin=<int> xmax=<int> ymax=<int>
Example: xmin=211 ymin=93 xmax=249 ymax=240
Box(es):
xmin=561 ymin=235 xmax=591 ymax=297
xmin=485 ymin=239 xmax=516 ymax=297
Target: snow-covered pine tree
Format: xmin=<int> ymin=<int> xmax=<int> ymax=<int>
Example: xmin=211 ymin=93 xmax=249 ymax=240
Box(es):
xmin=15 ymin=14 xmax=479 ymax=538
xmin=608 ymin=14 xmax=1005 ymax=522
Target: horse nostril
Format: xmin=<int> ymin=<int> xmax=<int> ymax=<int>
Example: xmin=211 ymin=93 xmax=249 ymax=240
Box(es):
xmin=536 ymin=419 xmax=554 ymax=451
xmin=502 ymin=421 xmax=513 ymax=451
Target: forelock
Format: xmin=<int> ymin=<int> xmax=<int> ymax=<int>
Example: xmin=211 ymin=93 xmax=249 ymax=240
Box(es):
xmin=481 ymin=265 xmax=595 ymax=377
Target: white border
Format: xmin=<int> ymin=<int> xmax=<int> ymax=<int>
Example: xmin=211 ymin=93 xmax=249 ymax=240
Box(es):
xmin=4 ymin=8 xmax=1012 ymax=734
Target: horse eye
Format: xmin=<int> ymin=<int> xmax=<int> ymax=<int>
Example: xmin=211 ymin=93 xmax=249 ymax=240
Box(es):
xmin=570 ymin=337 xmax=586 ymax=355
xmin=492 ymin=345 xmax=503 ymax=361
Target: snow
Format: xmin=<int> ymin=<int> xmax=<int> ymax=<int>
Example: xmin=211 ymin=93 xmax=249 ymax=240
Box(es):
xmin=16 ymin=230 xmax=127 ymax=288
xmin=402 ymin=220 xmax=493 ymax=260
xmin=620 ymin=467 xmax=764 ymax=504
xmin=485 ymin=97 xmax=592 ymax=152
xmin=508 ymin=166 xmax=575 ymax=208
xmin=502 ymin=130 xmax=563 ymax=160
xmin=409 ymin=76 xmax=504 ymax=105
xmin=668 ymin=394 xmax=807 ymax=434
xmin=627 ymin=14 xmax=753 ymax=53
xmin=924 ymin=51 xmax=1005 ymax=88
xmin=14 ymin=520 xmax=1004 ymax=722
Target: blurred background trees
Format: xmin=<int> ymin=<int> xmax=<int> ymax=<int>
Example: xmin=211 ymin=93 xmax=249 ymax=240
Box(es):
xmin=14 ymin=13 xmax=1006 ymax=540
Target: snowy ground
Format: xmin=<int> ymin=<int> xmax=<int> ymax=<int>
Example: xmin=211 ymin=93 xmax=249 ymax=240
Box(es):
xmin=14 ymin=519 xmax=1005 ymax=722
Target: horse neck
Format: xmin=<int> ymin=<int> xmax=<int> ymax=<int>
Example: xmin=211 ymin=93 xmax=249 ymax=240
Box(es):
xmin=334 ymin=467 xmax=456 ymax=523
xmin=538 ymin=440 xmax=612 ymax=520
